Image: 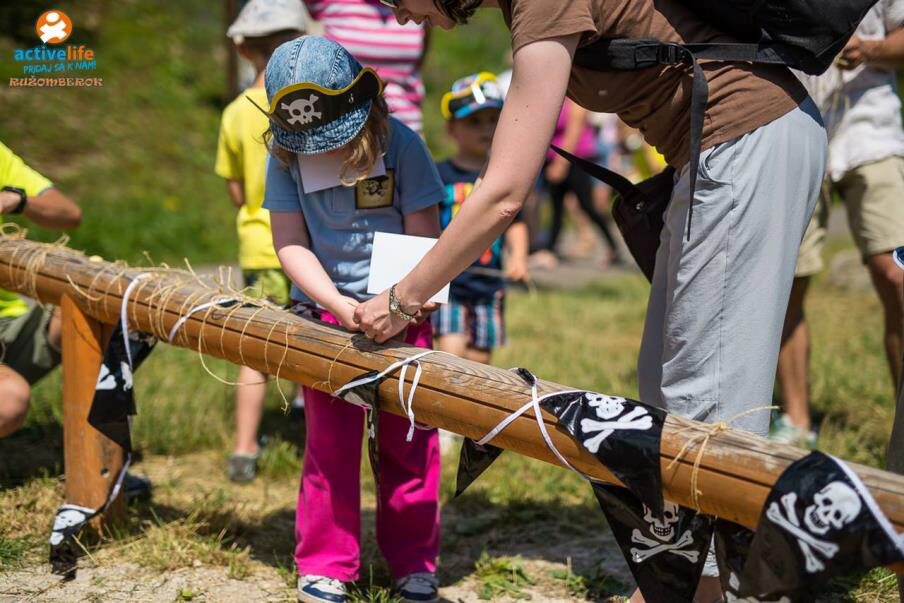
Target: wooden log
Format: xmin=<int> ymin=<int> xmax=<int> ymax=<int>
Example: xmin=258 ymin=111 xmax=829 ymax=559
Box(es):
xmin=2 ymin=239 xmax=904 ymax=544
xmin=60 ymin=295 xmax=125 ymax=530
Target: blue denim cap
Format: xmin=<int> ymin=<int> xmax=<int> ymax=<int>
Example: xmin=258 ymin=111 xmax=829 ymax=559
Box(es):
xmin=265 ymin=36 xmax=372 ymax=155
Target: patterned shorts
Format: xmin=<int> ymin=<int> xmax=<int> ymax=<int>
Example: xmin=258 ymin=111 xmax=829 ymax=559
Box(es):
xmin=433 ymin=291 xmax=506 ymax=350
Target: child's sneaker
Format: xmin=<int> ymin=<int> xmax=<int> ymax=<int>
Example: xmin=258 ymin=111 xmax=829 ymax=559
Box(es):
xmin=297 ymin=575 xmax=347 ymax=603
xmin=769 ymin=414 xmax=817 ymax=449
xmin=396 ymin=572 xmax=438 ymax=603
xmin=226 ymin=452 xmax=259 ymax=483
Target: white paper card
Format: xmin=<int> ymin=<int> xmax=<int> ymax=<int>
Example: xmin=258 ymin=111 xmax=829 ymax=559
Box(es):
xmin=367 ymin=232 xmax=449 ymax=304
xmin=298 ymin=154 xmax=386 ymax=194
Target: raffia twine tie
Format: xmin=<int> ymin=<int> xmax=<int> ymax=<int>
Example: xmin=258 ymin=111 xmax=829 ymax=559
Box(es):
xmin=666 ymin=405 xmax=777 ymax=510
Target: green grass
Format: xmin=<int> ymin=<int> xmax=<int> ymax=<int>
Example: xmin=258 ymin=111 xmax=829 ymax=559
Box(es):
xmin=1 ymin=259 xmax=899 ymax=599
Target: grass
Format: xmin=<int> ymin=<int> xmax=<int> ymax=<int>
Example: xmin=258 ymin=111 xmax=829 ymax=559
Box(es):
xmin=475 ymin=551 xmax=535 ymax=600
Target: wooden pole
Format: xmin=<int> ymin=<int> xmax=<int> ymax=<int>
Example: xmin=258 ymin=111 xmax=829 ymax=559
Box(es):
xmin=3 ymin=239 xmax=904 ymax=543
xmin=60 ymin=295 xmax=124 ymax=530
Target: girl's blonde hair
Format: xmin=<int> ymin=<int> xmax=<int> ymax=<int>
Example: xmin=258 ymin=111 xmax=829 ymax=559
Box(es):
xmin=266 ymin=96 xmax=390 ymax=184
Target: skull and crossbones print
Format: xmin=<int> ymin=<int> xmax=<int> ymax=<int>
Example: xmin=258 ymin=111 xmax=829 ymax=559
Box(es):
xmin=282 ymin=94 xmax=322 ymax=125
xmin=580 ymin=393 xmax=653 ymax=453
xmin=765 ymin=482 xmax=862 ymax=573
xmin=629 ymin=502 xmax=700 ymax=563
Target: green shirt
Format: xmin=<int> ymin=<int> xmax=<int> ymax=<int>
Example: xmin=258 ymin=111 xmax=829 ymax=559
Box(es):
xmin=0 ymin=141 xmax=53 ymax=318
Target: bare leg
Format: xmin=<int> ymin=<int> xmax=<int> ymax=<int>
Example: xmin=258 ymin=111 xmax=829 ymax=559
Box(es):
xmin=435 ymin=334 xmax=468 ymax=358
xmin=463 ymin=347 xmax=491 ymax=365
xmin=234 ymin=365 xmax=267 ymax=455
xmin=777 ymin=277 xmax=812 ymax=430
xmin=0 ymin=365 xmax=31 ymax=438
xmin=866 ymin=252 xmax=904 ymax=392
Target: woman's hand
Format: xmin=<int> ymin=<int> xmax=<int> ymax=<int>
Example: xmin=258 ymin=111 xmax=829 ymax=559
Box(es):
xmin=329 ymin=295 xmax=362 ymax=332
xmin=353 ymin=289 xmax=410 ymax=343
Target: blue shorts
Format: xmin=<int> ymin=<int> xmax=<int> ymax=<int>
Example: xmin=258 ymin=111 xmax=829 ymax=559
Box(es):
xmin=433 ymin=291 xmax=506 ymax=350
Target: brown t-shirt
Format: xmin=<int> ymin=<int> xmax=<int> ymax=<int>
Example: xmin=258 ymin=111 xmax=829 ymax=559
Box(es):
xmin=498 ymin=0 xmax=809 ymax=167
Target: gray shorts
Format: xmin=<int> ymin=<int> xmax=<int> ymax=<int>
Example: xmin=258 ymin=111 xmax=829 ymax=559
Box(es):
xmin=636 ymin=99 xmax=827 ymax=576
xmin=0 ymin=304 xmax=61 ymax=385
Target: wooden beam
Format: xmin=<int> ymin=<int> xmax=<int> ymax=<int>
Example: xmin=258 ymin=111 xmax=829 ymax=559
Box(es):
xmin=3 ymin=239 xmax=904 ymax=542
xmin=60 ymin=295 xmax=125 ymax=530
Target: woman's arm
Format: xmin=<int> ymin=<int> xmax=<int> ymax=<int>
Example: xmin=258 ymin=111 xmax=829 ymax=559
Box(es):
xmin=226 ymin=179 xmax=245 ymax=209
xmin=0 ymin=187 xmax=82 ymax=230
xmin=270 ymin=211 xmax=361 ymax=330
xmin=354 ymin=34 xmax=579 ymax=342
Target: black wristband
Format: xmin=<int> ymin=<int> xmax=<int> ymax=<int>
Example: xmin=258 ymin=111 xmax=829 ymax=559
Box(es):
xmin=2 ymin=186 xmax=27 ymax=214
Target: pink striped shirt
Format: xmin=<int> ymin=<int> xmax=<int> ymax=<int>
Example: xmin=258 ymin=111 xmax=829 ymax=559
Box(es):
xmin=305 ymin=0 xmax=426 ymax=132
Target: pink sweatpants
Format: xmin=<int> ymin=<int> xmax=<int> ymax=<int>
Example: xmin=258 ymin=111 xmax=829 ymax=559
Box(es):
xmin=295 ymin=312 xmax=441 ymax=581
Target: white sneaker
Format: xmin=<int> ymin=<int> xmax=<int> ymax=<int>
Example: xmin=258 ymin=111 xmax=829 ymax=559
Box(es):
xmin=769 ymin=414 xmax=817 ymax=449
xmin=396 ymin=572 xmax=438 ymax=603
xmin=298 ymin=575 xmax=347 ymax=603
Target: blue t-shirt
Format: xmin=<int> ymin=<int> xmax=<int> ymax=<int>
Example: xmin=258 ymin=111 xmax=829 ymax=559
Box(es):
xmin=437 ymin=159 xmax=520 ymax=302
xmin=263 ymin=118 xmax=444 ymax=304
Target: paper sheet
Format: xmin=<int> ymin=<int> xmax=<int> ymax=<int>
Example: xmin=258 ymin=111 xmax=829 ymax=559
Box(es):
xmin=298 ymin=154 xmax=386 ymax=194
xmin=367 ymin=232 xmax=449 ymax=304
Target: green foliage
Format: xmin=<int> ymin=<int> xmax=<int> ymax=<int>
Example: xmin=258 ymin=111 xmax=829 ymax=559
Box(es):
xmin=0 ymin=535 xmax=33 ymax=569
xmin=475 ymin=551 xmax=535 ymax=600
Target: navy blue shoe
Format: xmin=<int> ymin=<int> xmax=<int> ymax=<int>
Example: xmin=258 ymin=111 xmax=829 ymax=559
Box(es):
xmin=396 ymin=572 xmax=438 ymax=603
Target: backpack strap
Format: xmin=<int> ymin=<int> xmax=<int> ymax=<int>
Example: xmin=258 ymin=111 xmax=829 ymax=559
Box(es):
xmin=570 ymin=38 xmax=798 ymax=240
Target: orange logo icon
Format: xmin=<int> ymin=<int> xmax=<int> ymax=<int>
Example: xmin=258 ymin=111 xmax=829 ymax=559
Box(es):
xmin=35 ymin=10 xmax=72 ymax=45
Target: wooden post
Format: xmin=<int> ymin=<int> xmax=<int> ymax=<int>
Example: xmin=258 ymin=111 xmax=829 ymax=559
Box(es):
xmin=60 ymin=295 xmax=124 ymax=531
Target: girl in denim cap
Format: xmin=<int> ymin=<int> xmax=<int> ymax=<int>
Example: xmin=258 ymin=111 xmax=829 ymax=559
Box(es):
xmin=259 ymin=36 xmax=443 ymax=603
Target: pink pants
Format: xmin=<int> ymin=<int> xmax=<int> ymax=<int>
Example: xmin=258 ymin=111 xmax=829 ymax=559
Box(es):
xmin=295 ymin=312 xmax=441 ymax=581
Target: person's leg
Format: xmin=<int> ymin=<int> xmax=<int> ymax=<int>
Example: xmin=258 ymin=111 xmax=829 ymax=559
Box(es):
xmin=294 ymin=310 xmax=366 ymax=582
xmin=777 ymin=277 xmax=813 ymax=431
xmin=433 ymin=300 xmax=469 ymax=357
xmin=569 ymin=163 xmax=620 ymax=256
xmin=295 ymin=384 xmax=365 ymax=581
xmin=839 ymin=156 xmax=904 ymax=391
xmin=376 ymin=321 xmax=441 ymax=579
xmin=887 ymin=343 xmax=904 ymax=600
xmin=636 ymin=100 xmax=826 ymax=603
xmin=542 ymin=177 xmax=568 ymax=254
xmin=233 ymin=366 xmax=267 ymax=456
xmin=0 ymin=364 xmax=31 ymax=438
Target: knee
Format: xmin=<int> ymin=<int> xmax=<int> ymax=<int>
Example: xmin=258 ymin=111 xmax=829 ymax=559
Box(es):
xmin=0 ymin=370 xmax=31 ymax=438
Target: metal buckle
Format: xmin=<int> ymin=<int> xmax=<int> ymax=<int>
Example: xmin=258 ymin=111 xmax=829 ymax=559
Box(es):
xmin=657 ymin=44 xmax=683 ymax=65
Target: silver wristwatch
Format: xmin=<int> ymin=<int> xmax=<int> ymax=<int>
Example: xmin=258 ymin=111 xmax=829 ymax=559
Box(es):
xmin=389 ymin=284 xmax=417 ymax=321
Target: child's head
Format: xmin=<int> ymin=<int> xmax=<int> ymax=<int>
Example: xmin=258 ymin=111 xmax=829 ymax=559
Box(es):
xmin=261 ymin=36 xmax=389 ymax=183
xmin=442 ymin=72 xmax=504 ymax=161
xmin=227 ymin=0 xmax=307 ymax=72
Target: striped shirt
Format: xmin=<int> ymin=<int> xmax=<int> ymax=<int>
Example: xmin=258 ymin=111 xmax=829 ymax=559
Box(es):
xmin=305 ymin=0 xmax=426 ymax=132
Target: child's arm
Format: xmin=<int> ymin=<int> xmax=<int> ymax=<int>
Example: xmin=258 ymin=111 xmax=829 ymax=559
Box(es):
xmin=504 ymin=221 xmax=530 ymax=282
xmin=402 ymin=204 xmax=440 ymax=238
xmin=226 ymin=179 xmax=245 ymax=209
xmin=270 ymin=211 xmax=361 ymax=331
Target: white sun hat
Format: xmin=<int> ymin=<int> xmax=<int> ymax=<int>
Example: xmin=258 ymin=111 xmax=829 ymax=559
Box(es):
xmin=227 ymin=0 xmax=307 ymax=43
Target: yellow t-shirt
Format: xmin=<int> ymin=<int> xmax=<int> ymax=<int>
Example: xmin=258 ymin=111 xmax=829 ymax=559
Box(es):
xmin=0 ymin=141 xmax=53 ymax=319
xmin=215 ymin=87 xmax=280 ymax=270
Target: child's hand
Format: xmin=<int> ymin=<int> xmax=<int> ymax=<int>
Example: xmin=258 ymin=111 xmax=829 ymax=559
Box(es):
xmin=411 ymin=302 xmax=439 ymax=326
xmin=330 ymin=296 xmax=362 ymax=332
xmin=505 ymin=258 xmax=530 ymax=282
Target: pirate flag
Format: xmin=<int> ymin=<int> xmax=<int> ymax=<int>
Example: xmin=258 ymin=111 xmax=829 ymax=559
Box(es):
xmin=714 ymin=520 xmax=792 ymax=603
xmin=51 ymin=323 xmax=156 ymax=576
xmin=593 ymin=483 xmax=714 ymax=603
xmin=87 ymin=323 xmax=157 ymax=450
xmin=540 ymin=388 xmax=667 ymax=516
xmin=333 ymin=370 xmax=384 ymax=496
xmin=454 ymin=438 xmax=505 ymax=497
xmin=741 ymin=451 xmax=904 ymax=599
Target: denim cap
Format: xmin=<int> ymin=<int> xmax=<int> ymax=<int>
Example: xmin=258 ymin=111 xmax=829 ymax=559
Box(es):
xmin=265 ymin=36 xmax=372 ymax=155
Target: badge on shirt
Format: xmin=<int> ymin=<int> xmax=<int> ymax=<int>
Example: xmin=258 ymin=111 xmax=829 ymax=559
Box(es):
xmin=355 ymin=170 xmax=395 ymax=209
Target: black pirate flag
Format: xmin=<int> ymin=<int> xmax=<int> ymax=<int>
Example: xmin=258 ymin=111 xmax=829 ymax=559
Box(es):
xmin=333 ymin=370 xmax=384 ymax=495
xmin=741 ymin=451 xmax=904 ymax=599
xmin=51 ymin=323 xmax=156 ymax=576
xmin=454 ymin=438 xmax=505 ymax=497
xmin=593 ymin=484 xmax=714 ymax=603
xmin=541 ymin=389 xmax=667 ymax=515
xmin=87 ymin=323 xmax=157 ymax=451
xmin=714 ymin=520 xmax=793 ymax=603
